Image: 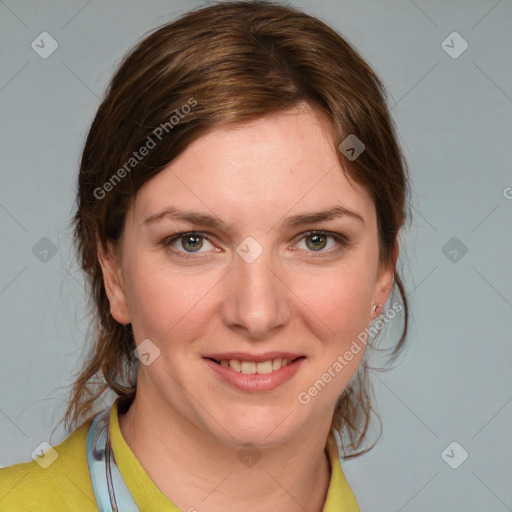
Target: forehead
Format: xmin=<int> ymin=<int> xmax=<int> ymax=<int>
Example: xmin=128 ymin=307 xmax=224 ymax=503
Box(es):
xmin=132 ymin=106 xmax=375 ymax=228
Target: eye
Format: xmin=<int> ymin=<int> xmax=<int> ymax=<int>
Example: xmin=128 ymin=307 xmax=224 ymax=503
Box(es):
xmin=163 ymin=230 xmax=350 ymax=260
xmin=164 ymin=232 xmax=216 ymax=257
xmin=293 ymin=230 xmax=349 ymax=255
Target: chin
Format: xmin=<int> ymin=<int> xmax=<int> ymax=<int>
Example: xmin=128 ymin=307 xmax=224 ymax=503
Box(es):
xmin=206 ymin=407 xmax=305 ymax=449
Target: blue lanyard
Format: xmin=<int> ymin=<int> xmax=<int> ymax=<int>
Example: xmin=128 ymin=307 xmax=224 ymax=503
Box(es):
xmin=86 ymin=405 xmax=140 ymax=512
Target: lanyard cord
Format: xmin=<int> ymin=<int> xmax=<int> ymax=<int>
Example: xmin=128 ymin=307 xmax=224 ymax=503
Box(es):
xmin=86 ymin=405 xmax=140 ymax=512
xmin=105 ymin=433 xmax=119 ymax=511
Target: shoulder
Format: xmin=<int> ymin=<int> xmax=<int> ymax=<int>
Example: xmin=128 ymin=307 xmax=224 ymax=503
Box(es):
xmin=0 ymin=421 xmax=97 ymax=512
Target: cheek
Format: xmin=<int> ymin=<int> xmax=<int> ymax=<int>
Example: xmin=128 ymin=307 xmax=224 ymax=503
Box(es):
xmin=293 ymin=265 xmax=374 ymax=339
xmin=123 ymin=241 xmax=378 ymax=353
xmin=124 ymin=257 xmax=216 ymax=346
xmin=295 ymin=271 xmax=372 ymax=398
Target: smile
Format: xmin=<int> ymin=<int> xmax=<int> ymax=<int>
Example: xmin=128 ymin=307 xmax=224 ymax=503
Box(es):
xmin=208 ymin=357 xmax=303 ymax=375
xmin=203 ymin=354 xmax=306 ymax=392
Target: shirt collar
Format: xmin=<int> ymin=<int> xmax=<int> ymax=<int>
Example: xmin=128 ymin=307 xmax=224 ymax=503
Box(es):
xmin=109 ymin=398 xmax=359 ymax=511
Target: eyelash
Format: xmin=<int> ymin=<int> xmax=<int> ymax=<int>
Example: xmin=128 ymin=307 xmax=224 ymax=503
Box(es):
xmin=162 ymin=230 xmax=351 ymax=259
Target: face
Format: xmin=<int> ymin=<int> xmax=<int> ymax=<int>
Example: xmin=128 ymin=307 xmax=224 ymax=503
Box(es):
xmin=98 ymin=104 xmax=395 ymax=449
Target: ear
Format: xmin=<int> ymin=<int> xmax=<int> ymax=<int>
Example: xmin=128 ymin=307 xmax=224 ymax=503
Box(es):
xmin=96 ymin=234 xmax=131 ymax=325
xmin=370 ymin=237 xmax=399 ymax=321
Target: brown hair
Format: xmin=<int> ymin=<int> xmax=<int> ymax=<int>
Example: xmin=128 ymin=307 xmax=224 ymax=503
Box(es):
xmin=65 ymin=0 xmax=410 ymax=458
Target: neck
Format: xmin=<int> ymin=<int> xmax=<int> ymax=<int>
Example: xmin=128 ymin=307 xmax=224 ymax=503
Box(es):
xmin=118 ymin=394 xmax=333 ymax=512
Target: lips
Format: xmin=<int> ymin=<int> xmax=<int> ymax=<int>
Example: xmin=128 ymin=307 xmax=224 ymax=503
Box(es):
xmin=203 ymin=351 xmax=304 ymax=363
xmin=204 ymin=352 xmax=304 ymax=374
xmin=203 ymin=354 xmax=306 ymax=392
xmin=208 ymin=356 xmax=304 ymax=374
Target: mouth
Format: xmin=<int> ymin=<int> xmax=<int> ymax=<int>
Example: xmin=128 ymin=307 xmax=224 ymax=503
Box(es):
xmin=203 ymin=353 xmax=307 ymax=392
xmin=205 ymin=356 xmax=306 ymax=375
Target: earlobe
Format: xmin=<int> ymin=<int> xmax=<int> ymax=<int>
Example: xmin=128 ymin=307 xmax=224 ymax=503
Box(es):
xmin=96 ymin=236 xmax=131 ymax=325
xmin=371 ymin=240 xmax=399 ymax=320
xmin=370 ymin=270 xmax=394 ymax=321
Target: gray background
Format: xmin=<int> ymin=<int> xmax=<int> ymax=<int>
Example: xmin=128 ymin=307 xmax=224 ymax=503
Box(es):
xmin=1 ymin=0 xmax=511 ymax=511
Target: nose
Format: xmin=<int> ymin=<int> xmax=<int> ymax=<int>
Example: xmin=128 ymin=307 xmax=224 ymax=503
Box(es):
xmin=221 ymin=245 xmax=291 ymax=340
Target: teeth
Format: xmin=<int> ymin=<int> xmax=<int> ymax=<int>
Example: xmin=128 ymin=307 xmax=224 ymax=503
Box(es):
xmin=229 ymin=359 xmax=241 ymax=372
xmin=219 ymin=358 xmax=297 ymax=374
xmin=256 ymin=360 xmax=273 ymax=374
xmin=240 ymin=361 xmax=256 ymax=374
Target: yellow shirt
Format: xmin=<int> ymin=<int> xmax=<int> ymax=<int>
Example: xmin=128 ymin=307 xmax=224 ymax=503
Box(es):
xmin=0 ymin=399 xmax=360 ymax=511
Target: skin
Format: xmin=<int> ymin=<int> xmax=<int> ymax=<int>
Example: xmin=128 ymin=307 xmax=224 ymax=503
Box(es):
xmin=98 ymin=103 xmax=396 ymax=512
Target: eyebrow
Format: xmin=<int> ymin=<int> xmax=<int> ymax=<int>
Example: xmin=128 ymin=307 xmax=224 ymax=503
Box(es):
xmin=143 ymin=205 xmax=365 ymax=229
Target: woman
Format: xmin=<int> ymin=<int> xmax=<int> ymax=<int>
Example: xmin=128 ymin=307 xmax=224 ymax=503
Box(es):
xmin=0 ymin=1 xmax=410 ymax=510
